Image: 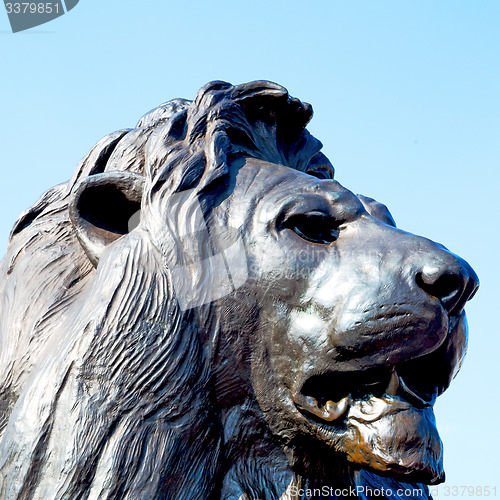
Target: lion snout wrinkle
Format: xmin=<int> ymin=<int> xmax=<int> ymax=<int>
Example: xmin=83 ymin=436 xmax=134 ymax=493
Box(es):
xmin=363 ymin=220 xmax=478 ymax=317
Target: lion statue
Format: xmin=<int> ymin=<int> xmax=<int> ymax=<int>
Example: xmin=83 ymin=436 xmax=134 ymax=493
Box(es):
xmin=0 ymin=81 xmax=478 ymax=499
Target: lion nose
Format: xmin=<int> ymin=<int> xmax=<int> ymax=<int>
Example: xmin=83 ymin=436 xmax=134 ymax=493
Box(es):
xmin=416 ymin=257 xmax=479 ymax=315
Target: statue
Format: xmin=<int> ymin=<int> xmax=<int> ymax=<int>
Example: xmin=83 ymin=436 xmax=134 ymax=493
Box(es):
xmin=0 ymin=81 xmax=478 ymax=499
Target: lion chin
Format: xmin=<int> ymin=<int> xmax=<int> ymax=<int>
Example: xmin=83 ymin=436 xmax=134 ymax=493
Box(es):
xmin=0 ymin=81 xmax=478 ymax=500
xmin=293 ymin=370 xmax=444 ymax=483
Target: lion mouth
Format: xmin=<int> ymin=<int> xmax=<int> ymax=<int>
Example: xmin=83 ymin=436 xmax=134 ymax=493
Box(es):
xmin=293 ymin=366 xmax=431 ymax=423
xmin=292 ymin=366 xmax=444 ymax=484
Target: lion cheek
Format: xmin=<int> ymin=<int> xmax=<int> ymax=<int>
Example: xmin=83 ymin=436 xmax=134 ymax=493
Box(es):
xmin=342 ymin=406 xmax=445 ymax=485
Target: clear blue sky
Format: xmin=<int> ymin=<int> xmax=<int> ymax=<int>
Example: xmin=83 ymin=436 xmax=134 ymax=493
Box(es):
xmin=1 ymin=1 xmax=499 ymax=493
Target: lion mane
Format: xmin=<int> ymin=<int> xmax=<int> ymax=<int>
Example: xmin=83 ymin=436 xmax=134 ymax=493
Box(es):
xmin=0 ymin=81 xmax=326 ymax=499
xmin=0 ymin=80 xmax=464 ymax=499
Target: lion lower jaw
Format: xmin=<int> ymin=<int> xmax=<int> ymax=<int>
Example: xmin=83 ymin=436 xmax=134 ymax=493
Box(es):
xmin=343 ymin=401 xmax=444 ymax=485
xmin=292 ymin=376 xmax=444 ymax=484
xmin=299 ymin=397 xmax=444 ymax=485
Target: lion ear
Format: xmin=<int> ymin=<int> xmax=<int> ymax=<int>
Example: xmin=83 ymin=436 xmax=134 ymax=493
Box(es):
xmin=69 ymin=171 xmax=145 ymax=267
xmin=357 ymin=194 xmax=397 ymax=227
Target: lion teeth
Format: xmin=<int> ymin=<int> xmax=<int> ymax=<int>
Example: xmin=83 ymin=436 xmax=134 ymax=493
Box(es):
xmin=386 ymin=369 xmax=400 ymax=396
xmin=295 ymin=368 xmax=432 ymax=425
xmin=292 ymin=393 xmax=350 ymax=422
xmin=292 ymin=393 xmax=319 ymax=412
xmin=398 ymin=376 xmax=432 ymax=408
xmin=324 ymin=397 xmax=350 ymax=421
xmin=385 ymin=369 xmax=432 ymax=408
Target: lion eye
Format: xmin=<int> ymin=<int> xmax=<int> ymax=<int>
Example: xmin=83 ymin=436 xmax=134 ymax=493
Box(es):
xmin=282 ymin=213 xmax=340 ymax=244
